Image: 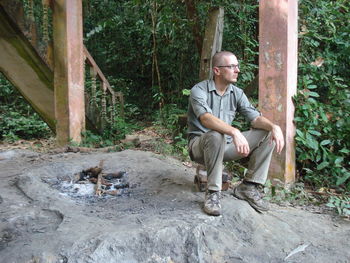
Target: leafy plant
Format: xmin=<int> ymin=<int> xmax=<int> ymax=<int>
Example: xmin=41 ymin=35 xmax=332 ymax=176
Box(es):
xmin=80 ymin=114 xmax=142 ymax=148
xmin=326 ymin=196 xmax=350 ymax=218
xmin=294 ymin=0 xmax=350 ymax=191
xmin=104 ymin=116 xmax=141 ymax=142
xmin=80 ymin=130 xmax=110 ymax=148
xmin=173 ymin=132 xmax=189 ymax=158
xmin=263 ymin=181 xmax=316 ymax=206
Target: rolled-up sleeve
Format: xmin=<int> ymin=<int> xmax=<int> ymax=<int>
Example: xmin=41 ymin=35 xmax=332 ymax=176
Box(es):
xmin=237 ymin=92 xmax=261 ymax=122
xmin=190 ymin=86 xmax=212 ymax=118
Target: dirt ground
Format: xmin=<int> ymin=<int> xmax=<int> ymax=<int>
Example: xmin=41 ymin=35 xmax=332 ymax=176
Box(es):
xmin=0 ymin=141 xmax=349 ymax=263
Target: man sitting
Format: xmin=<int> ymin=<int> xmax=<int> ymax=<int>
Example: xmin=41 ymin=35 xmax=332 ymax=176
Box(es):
xmin=187 ymin=51 xmax=284 ymax=216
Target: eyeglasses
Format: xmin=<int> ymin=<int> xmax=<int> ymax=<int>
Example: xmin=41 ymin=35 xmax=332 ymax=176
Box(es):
xmin=217 ymin=64 xmax=239 ymax=70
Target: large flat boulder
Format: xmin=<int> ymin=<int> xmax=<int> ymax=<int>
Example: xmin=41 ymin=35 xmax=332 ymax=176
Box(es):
xmin=0 ymin=149 xmax=349 ymax=262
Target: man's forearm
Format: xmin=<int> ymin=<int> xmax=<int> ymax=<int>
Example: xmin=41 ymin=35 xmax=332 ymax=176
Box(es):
xmin=200 ymin=113 xmax=238 ymax=137
xmin=251 ymin=116 xmax=276 ymax=131
xmin=200 ymin=114 xmax=278 ymax=134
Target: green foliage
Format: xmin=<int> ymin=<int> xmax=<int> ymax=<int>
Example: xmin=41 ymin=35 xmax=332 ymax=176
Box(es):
xmin=172 ymin=131 xmax=189 ymax=158
xmin=150 ymin=135 xmax=189 ymax=161
xmin=0 ymin=74 xmax=52 ymax=141
xmin=80 ymin=130 xmax=108 ymax=148
xmin=295 ymin=0 xmax=350 ymax=191
xmin=81 ymin=116 xmax=142 ymax=148
xmin=182 ymin=89 xmax=191 ymax=96
xmin=326 ymin=196 xmax=350 ymax=217
xmin=103 ymin=116 xmax=141 ymax=142
xmin=147 ymin=137 xmax=174 ymax=156
xmin=0 ymin=111 xmax=51 ymax=141
xmin=158 ymin=104 xmax=186 ymax=129
xmin=154 ymin=103 xmax=189 ymax=159
xmin=263 ymin=181 xmax=316 ymax=206
xmin=225 ymin=160 xmax=248 ymax=179
xmin=83 ymin=0 xmax=260 ymax=115
xmin=84 ymin=0 xmax=198 ymax=112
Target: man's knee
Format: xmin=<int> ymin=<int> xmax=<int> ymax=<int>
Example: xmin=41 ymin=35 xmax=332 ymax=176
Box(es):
xmin=259 ymin=130 xmax=275 ymax=150
xmin=202 ymin=131 xmax=225 ymax=148
xmin=247 ymin=129 xmax=275 ymax=152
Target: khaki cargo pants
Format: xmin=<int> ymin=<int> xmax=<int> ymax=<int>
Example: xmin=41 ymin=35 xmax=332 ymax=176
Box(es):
xmin=188 ymin=129 xmax=275 ymax=192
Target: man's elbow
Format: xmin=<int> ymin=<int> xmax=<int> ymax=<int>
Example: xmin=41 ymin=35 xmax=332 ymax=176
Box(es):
xmin=199 ymin=112 xmax=211 ymax=126
xmin=199 ymin=112 xmax=210 ymax=122
xmin=250 ymin=116 xmax=261 ymax=128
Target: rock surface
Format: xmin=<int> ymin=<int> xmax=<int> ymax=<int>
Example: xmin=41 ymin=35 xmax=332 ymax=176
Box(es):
xmin=0 ymin=149 xmax=349 ymax=263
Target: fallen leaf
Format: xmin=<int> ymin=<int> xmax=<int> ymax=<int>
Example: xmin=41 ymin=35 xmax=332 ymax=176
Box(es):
xmin=310 ymin=57 xmax=324 ymax=67
xmin=299 ymin=25 xmax=308 ymax=35
xmin=182 ymin=161 xmax=192 ymax=168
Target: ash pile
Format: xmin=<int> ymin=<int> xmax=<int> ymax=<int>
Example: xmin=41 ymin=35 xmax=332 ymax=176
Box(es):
xmin=59 ymin=160 xmax=129 ymax=198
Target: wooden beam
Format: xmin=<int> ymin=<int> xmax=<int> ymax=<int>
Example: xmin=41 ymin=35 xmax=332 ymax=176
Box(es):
xmin=53 ymin=0 xmax=85 ymax=145
xmin=258 ymin=0 xmax=298 ymax=184
xmin=199 ymin=7 xmax=224 ymax=81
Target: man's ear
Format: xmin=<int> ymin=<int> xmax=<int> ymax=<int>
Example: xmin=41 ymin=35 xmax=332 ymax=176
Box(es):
xmin=213 ymin=66 xmax=220 ymax=76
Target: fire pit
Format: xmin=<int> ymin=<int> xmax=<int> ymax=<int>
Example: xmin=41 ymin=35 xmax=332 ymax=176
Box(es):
xmin=58 ymin=160 xmax=130 ymax=198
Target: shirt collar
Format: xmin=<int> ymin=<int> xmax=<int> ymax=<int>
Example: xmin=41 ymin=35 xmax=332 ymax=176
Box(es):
xmin=208 ymin=80 xmax=216 ymax=92
xmin=209 ymin=80 xmax=234 ymax=95
xmin=227 ymin=84 xmax=234 ymax=93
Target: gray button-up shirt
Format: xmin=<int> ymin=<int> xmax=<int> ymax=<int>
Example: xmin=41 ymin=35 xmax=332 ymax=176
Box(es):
xmin=187 ymin=79 xmax=261 ymax=143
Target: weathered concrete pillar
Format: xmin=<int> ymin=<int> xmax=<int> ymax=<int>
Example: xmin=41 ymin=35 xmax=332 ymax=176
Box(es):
xmin=199 ymin=7 xmax=224 ymax=81
xmin=258 ymin=0 xmax=298 ymax=184
xmin=53 ymin=0 xmax=85 ymax=145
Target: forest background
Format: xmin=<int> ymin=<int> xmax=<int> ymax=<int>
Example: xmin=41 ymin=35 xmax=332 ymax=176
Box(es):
xmin=0 ymin=0 xmax=349 ymax=210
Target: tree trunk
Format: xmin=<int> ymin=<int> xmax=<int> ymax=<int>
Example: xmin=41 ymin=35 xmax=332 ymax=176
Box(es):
xmin=199 ymin=7 xmax=224 ymax=81
xmin=184 ymin=0 xmax=203 ymax=56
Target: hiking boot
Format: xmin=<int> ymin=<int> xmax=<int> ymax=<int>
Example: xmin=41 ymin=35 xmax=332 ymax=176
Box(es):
xmin=233 ymin=182 xmax=269 ymax=212
xmin=204 ymin=191 xmax=221 ymax=216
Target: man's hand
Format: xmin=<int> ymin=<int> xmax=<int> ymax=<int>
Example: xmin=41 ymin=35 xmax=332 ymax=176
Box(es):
xmin=271 ymin=125 xmax=284 ymax=154
xmin=232 ymin=128 xmax=250 ymax=157
xmin=199 ymin=113 xmax=250 ymax=156
xmin=251 ymin=116 xmax=285 ymax=154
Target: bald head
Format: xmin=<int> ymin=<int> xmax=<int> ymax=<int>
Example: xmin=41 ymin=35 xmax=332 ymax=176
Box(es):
xmin=212 ymin=51 xmax=236 ymax=68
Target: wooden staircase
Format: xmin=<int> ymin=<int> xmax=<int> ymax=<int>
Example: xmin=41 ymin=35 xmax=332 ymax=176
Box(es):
xmin=0 ymin=0 xmax=123 ymax=144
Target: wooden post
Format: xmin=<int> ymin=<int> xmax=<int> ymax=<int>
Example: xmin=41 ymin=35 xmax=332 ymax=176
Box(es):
xmin=199 ymin=7 xmax=224 ymax=81
xmin=53 ymin=0 xmax=85 ymax=145
xmin=258 ymin=0 xmax=298 ymax=184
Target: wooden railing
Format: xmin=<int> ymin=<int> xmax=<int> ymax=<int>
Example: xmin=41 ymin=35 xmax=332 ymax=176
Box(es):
xmin=84 ymin=47 xmax=124 ymax=132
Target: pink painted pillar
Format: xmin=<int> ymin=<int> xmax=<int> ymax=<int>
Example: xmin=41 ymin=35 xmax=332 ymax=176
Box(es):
xmin=258 ymin=0 xmax=298 ymax=184
xmin=53 ymin=0 xmax=85 ymax=145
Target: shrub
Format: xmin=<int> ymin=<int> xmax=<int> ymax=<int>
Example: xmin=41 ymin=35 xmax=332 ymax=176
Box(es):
xmin=295 ymin=0 xmax=350 ymax=191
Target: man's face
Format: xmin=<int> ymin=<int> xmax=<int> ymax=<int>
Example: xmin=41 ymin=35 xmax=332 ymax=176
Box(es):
xmin=215 ymin=55 xmax=240 ymax=83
